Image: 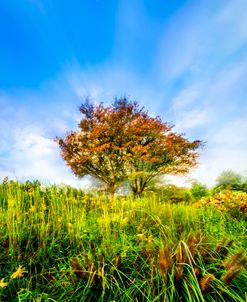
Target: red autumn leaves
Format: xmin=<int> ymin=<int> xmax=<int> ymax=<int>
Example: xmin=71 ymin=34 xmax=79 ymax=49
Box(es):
xmin=57 ymin=98 xmax=202 ymax=195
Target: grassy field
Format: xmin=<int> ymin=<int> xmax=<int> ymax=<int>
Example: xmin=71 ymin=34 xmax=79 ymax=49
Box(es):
xmin=0 ymin=181 xmax=246 ymax=301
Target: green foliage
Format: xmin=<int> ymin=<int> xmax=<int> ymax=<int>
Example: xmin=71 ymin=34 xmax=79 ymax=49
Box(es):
xmin=213 ymin=182 xmax=247 ymax=194
xmin=190 ymin=182 xmax=209 ymax=200
xmin=159 ymin=184 xmax=192 ymax=203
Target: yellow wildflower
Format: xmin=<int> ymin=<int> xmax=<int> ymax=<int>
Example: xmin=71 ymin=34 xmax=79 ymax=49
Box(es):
xmin=67 ymin=222 xmax=73 ymax=229
xmin=137 ymin=233 xmax=146 ymax=241
xmin=146 ymin=235 xmax=153 ymax=244
xmin=29 ymin=205 xmax=36 ymax=213
xmin=10 ymin=265 xmax=27 ymax=279
xmin=122 ymin=217 xmax=129 ymax=226
xmin=41 ymin=203 xmax=47 ymax=211
xmin=0 ymin=278 xmax=8 ymax=288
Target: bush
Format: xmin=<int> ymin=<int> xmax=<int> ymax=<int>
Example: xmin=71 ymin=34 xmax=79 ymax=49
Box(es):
xmin=159 ymin=185 xmax=192 ymax=203
xmin=190 ymin=182 xmax=209 ymax=200
xmin=213 ymin=182 xmax=247 ymax=194
xmin=196 ymin=190 xmax=247 ymax=218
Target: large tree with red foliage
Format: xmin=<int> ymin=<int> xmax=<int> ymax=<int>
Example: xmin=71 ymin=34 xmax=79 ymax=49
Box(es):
xmin=57 ymin=98 xmax=202 ymax=195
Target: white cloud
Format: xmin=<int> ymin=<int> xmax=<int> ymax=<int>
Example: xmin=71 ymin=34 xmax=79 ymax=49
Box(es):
xmin=187 ymin=116 xmax=247 ymax=186
xmin=168 ymin=55 xmax=247 ymax=186
xmin=171 ymin=57 xmax=247 ymax=131
xmin=211 ymin=118 xmax=247 ymax=147
xmin=156 ymin=0 xmax=247 ymax=85
xmin=175 ymin=108 xmax=209 ymax=131
xmin=172 ymin=86 xmax=202 ymax=111
xmin=214 ymin=0 xmax=247 ymax=54
xmin=0 ymin=94 xmax=88 ymax=187
xmin=0 ymin=129 xmax=89 ymax=187
xmin=63 ymin=60 xmax=167 ymax=117
xmin=65 ymin=61 xmax=130 ymax=102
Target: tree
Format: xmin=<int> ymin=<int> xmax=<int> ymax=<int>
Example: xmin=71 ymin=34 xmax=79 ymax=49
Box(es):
xmin=215 ymin=170 xmax=247 ymax=192
xmin=57 ymin=97 xmax=202 ymax=195
xmin=216 ymin=170 xmax=242 ymax=187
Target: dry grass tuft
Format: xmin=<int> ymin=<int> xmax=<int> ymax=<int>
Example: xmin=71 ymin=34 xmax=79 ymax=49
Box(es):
xmin=221 ymin=250 xmax=247 ymax=284
xmin=113 ymin=253 xmax=122 ymax=268
xmin=158 ymin=247 xmax=173 ymax=277
xmin=200 ymin=274 xmax=215 ymax=292
xmin=174 ymin=265 xmax=184 ymax=281
xmin=223 ymin=250 xmax=247 ymax=270
xmin=222 ymin=264 xmax=245 ymax=284
xmin=70 ymin=258 xmax=86 ymax=278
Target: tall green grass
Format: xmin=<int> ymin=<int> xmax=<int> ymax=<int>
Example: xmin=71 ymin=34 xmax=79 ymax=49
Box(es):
xmin=0 ymin=181 xmax=246 ymax=301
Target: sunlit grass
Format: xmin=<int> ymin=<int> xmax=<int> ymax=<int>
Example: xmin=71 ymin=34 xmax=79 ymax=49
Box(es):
xmin=0 ymin=181 xmax=246 ymax=301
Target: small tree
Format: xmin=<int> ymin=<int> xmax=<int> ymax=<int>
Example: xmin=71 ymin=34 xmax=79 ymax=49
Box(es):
xmin=57 ymin=97 xmax=202 ymax=195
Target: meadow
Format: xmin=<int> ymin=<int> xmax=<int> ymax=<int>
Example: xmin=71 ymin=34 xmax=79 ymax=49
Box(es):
xmin=0 ymin=180 xmax=246 ymax=301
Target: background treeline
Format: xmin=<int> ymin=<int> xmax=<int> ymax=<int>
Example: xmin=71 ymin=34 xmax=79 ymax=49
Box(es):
xmin=1 ymin=168 xmax=247 ymax=205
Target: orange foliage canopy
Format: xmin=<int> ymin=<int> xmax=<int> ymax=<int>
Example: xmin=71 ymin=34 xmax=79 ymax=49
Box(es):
xmin=57 ymin=98 xmax=202 ymax=195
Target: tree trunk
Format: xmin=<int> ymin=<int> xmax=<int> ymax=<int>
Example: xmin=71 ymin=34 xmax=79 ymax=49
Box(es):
xmin=107 ymin=182 xmax=117 ymax=197
xmin=130 ymin=179 xmax=145 ymax=197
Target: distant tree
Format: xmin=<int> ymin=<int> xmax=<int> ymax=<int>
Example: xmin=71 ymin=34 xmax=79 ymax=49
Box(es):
xmin=57 ymin=97 xmax=202 ymax=196
xmin=215 ymin=170 xmax=247 ymax=192
xmin=216 ymin=170 xmax=242 ymax=186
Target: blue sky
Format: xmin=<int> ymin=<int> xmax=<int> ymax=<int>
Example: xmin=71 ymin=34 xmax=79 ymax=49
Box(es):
xmin=0 ymin=0 xmax=247 ymax=187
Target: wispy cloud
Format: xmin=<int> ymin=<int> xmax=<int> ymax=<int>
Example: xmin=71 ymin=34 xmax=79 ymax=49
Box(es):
xmin=168 ymin=44 xmax=247 ymax=186
xmin=156 ymin=0 xmax=247 ymax=84
xmin=0 ymin=90 xmax=88 ymax=187
xmin=64 ymin=59 xmax=167 ymax=117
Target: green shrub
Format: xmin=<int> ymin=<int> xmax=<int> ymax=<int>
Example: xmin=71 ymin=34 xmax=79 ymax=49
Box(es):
xmin=190 ymin=182 xmax=209 ymax=200
xmin=159 ymin=185 xmax=192 ymax=203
